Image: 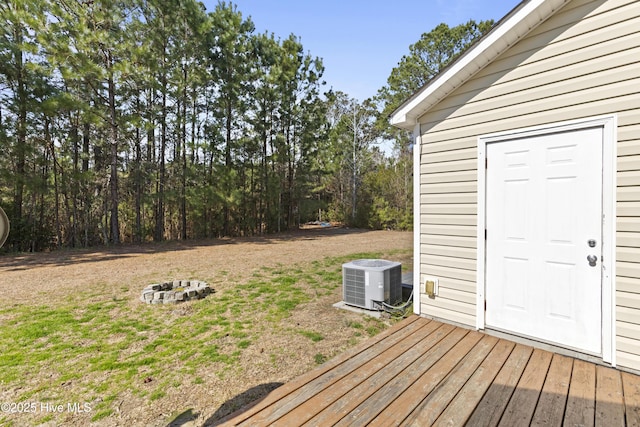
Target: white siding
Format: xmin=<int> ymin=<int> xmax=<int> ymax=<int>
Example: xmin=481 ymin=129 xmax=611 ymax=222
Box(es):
xmin=416 ymin=0 xmax=640 ymax=370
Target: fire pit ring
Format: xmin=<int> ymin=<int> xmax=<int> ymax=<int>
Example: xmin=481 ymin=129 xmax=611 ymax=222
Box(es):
xmin=140 ymin=280 xmax=212 ymax=304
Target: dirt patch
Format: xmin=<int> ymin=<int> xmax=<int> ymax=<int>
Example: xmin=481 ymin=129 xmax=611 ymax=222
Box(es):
xmin=0 ymin=228 xmax=412 ymax=426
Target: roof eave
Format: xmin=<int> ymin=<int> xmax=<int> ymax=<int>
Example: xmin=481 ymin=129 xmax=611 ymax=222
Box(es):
xmin=389 ymin=0 xmax=570 ymax=131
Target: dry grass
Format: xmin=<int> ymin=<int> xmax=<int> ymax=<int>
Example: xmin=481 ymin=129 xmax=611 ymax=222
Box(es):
xmin=0 ymin=228 xmax=412 ymax=426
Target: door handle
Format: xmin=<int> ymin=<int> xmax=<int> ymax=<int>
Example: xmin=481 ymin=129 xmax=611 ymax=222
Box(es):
xmin=587 ymin=255 xmax=597 ymax=267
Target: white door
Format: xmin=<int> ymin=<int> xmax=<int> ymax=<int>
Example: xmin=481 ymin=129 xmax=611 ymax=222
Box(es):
xmin=485 ymin=126 xmax=603 ymax=354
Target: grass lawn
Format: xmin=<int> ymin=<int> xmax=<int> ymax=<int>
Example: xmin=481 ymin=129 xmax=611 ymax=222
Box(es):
xmin=0 ymin=233 xmax=412 ymax=426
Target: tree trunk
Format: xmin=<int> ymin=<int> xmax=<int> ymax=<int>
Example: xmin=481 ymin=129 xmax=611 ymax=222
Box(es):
xmin=71 ymin=117 xmax=79 ymax=247
xmin=261 ymin=117 xmax=268 ymax=235
xmin=13 ymin=25 xmax=27 ymax=239
xmin=134 ymin=96 xmax=142 ymax=243
xmin=155 ymin=68 xmax=167 ymax=242
xmin=83 ymin=121 xmax=90 ymax=247
xmin=46 ymin=119 xmax=62 ymax=248
xmin=224 ymin=100 xmax=232 ymax=236
xmin=287 ymin=126 xmax=295 ymax=229
xmin=352 ymin=108 xmax=357 ymax=222
xmin=107 ymin=65 xmax=120 ymax=244
xmin=180 ymin=64 xmax=187 ymax=240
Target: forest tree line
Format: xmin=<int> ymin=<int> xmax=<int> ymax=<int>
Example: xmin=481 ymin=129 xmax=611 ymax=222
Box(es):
xmin=0 ymin=0 xmax=493 ymax=251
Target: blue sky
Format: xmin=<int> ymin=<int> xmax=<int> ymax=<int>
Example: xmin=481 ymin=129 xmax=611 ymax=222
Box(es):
xmin=200 ymin=0 xmax=520 ymax=102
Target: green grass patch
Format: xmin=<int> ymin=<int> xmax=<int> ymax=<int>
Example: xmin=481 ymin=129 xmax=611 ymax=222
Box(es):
xmin=91 ymin=408 xmax=115 ymax=422
xmin=237 ymin=340 xmax=252 ymax=349
xmin=298 ymin=330 xmax=324 ymax=342
xmin=346 ymin=320 xmax=364 ymax=329
xmin=150 ymin=388 xmax=166 ymax=401
xmin=364 ymin=318 xmax=386 ymax=337
xmin=314 ymin=353 xmax=327 ymax=364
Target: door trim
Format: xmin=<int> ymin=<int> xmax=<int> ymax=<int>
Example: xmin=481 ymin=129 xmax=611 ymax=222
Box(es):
xmin=476 ymin=115 xmax=617 ymax=365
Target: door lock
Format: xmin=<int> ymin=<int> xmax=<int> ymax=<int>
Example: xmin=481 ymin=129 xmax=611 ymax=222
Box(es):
xmin=588 ymin=239 xmax=596 ymax=248
xmin=587 ymin=254 xmax=598 ymax=267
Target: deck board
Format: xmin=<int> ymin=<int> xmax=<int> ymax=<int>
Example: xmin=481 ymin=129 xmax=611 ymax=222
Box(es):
xmin=214 ymin=316 xmax=640 ymax=427
xmin=280 ymin=320 xmax=447 ymax=425
xmin=564 ymin=359 xmax=596 ymax=427
xmin=405 ymin=335 xmax=499 ymax=426
xmin=530 ymin=354 xmax=573 ymax=426
xmin=233 ymin=316 xmax=422 ymax=426
xmin=622 ymin=372 xmax=640 ymax=425
xmin=432 ymin=339 xmax=515 ymax=426
xmin=337 ymin=328 xmax=477 ymax=426
xmin=595 ymin=365 xmax=625 ymax=427
xmin=302 ymin=322 xmax=455 ymax=426
xmin=498 ymin=348 xmax=553 ymax=426
xmin=466 ymin=343 xmax=533 ymax=427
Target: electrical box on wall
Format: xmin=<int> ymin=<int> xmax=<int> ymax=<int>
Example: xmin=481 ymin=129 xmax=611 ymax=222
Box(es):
xmin=422 ymin=277 xmax=439 ymax=298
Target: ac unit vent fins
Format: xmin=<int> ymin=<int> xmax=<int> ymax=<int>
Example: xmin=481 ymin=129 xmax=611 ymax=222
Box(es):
xmin=344 ymin=268 xmax=366 ymax=308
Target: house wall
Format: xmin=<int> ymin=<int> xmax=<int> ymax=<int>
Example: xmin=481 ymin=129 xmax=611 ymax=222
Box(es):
xmin=416 ymin=0 xmax=640 ymax=369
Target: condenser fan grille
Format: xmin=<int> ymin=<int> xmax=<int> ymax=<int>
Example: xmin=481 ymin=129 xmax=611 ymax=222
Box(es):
xmin=388 ymin=265 xmax=402 ymax=306
xmin=343 ymin=268 xmax=366 ymax=308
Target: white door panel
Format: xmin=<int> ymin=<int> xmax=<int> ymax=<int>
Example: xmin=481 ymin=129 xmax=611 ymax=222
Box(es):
xmin=485 ymin=127 xmax=603 ymax=354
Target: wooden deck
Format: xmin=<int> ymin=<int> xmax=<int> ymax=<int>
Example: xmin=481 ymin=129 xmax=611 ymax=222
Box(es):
xmin=215 ymin=316 xmax=640 ymax=426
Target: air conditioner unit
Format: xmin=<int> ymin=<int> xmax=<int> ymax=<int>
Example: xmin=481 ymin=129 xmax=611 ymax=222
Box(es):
xmin=342 ymin=259 xmax=402 ymax=310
